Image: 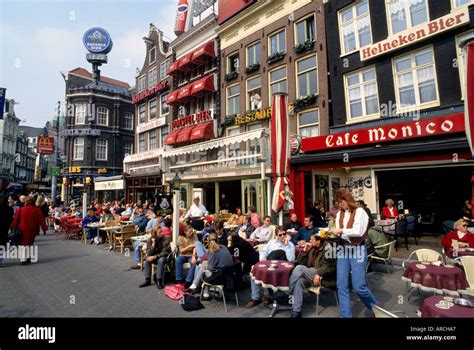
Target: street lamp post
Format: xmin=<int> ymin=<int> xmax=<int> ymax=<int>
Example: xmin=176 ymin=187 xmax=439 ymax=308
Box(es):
xmin=51 ymin=101 xmax=60 ymax=204
xmin=171 ymin=172 xmax=181 ymax=244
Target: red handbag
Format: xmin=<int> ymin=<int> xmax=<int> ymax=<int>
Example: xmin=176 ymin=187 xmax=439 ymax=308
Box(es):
xmin=164 ymin=284 xmax=188 ymax=300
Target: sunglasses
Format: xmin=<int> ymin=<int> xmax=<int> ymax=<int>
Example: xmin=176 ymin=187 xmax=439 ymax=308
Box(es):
xmin=462 ymin=224 xmax=468 ymax=227
xmin=278 ymin=233 xmax=286 ymax=237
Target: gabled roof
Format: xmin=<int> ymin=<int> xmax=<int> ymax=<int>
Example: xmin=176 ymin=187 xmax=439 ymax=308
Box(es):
xmin=68 ymin=67 xmax=131 ymax=89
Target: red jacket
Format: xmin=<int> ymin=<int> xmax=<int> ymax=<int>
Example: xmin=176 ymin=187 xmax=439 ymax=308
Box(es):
xmin=382 ymin=206 xmax=399 ymax=219
xmin=441 ymin=230 xmax=474 ymax=249
xmin=11 ymin=204 xmax=47 ymax=245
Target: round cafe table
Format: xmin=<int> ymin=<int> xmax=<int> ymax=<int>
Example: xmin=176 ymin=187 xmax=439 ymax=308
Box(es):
xmin=402 ymin=261 xmax=469 ymax=296
xmin=419 ymin=295 xmax=474 ymax=318
xmin=251 ymin=260 xmax=295 ymax=317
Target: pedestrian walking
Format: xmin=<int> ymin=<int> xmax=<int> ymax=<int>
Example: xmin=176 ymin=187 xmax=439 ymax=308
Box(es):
xmin=0 ymin=195 xmax=14 ymax=266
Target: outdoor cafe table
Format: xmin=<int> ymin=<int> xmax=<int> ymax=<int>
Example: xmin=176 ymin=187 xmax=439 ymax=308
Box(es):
xmin=402 ymin=261 xmax=469 ymax=296
xmin=419 ymin=295 xmax=474 ymax=318
xmin=99 ymin=226 xmax=122 ymax=249
xmin=251 ymin=260 xmax=294 ymax=317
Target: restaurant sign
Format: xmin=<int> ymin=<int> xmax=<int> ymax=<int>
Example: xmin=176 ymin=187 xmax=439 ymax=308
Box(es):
xmin=94 ymin=179 xmax=125 ymax=191
xmin=132 ymin=81 xmax=169 ymax=104
xmin=172 ymin=108 xmax=213 ymax=129
xmin=235 ymin=107 xmax=272 ymax=125
xmin=302 ymin=114 xmax=465 ymax=152
xmin=137 ymin=117 xmax=167 ymax=134
xmin=37 ymin=136 xmax=54 ymax=154
xmin=361 ymin=7 xmax=469 ymax=61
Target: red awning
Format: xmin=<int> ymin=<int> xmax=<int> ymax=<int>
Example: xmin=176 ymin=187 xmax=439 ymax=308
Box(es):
xmin=176 ymin=126 xmax=195 ymax=143
xmin=178 ymin=53 xmax=194 ymax=71
xmin=165 ymin=129 xmax=181 ymax=145
xmin=190 ymin=74 xmax=216 ymax=96
xmin=175 ymin=83 xmax=193 ymax=102
xmin=190 ymin=121 xmax=214 ymax=141
xmin=165 ymin=91 xmax=179 ymax=105
xmin=167 ymin=61 xmax=180 ymax=76
xmin=191 ymin=40 xmax=217 ymax=64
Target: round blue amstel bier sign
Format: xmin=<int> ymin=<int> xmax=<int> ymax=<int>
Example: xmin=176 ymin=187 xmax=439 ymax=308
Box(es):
xmin=83 ymin=27 xmax=113 ymax=54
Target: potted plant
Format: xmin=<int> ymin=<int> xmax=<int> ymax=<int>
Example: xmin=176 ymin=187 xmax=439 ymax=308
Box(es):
xmin=293 ymin=94 xmax=316 ymax=111
xmin=293 ymin=40 xmax=315 ymax=54
xmin=245 ymin=63 xmax=260 ymax=74
xmin=267 ymin=51 xmax=285 ymax=64
xmin=224 ymin=71 xmax=238 ymax=82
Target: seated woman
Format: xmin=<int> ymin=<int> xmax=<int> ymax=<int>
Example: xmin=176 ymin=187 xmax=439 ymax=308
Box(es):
xmin=227 ymin=233 xmax=259 ymax=274
xmin=187 ymin=233 xmax=217 ymax=293
xmin=100 ymin=208 xmax=115 ymax=223
xmin=382 ymin=199 xmax=399 ymax=219
xmin=176 ymin=225 xmax=198 ymax=287
xmin=226 ymin=208 xmax=245 ymax=226
xmin=441 ymin=218 xmax=474 ymax=258
xmin=200 ymin=234 xmax=234 ymax=300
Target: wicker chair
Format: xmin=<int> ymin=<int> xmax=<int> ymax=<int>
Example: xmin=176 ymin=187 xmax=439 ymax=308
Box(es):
xmin=113 ymin=225 xmax=137 ymax=254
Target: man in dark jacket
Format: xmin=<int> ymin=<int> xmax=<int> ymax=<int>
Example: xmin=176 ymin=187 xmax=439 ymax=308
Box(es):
xmin=0 ymin=195 xmax=14 ymax=266
xmin=139 ymin=226 xmax=171 ymax=289
xmin=288 ymin=233 xmax=336 ymax=318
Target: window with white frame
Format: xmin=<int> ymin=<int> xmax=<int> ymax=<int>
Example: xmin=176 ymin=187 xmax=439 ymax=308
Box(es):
xmin=96 ymin=106 xmax=108 ymax=126
xmin=227 ymin=52 xmax=239 ymax=74
xmin=138 ymin=76 xmax=146 ymax=92
xmin=139 ymin=133 xmax=146 ymax=153
xmin=297 ymin=55 xmax=318 ymax=98
xmin=124 ymin=142 xmax=132 ymax=156
xmin=96 ymin=138 xmax=108 ymax=161
xmin=298 ymin=110 xmax=319 ymax=138
xmin=345 ymin=67 xmax=379 ymax=119
xmin=393 ymin=47 xmax=438 ymax=110
xmin=269 ymin=66 xmax=287 ymax=96
xmin=139 ymin=104 xmax=146 ymax=124
xmin=73 ymin=138 xmax=84 ymax=160
xmin=160 ymin=59 xmax=170 ymax=79
xmin=339 ymin=0 xmax=372 ymax=55
xmin=456 ymin=30 xmax=474 ymax=99
xmin=269 ymin=30 xmax=286 ymax=56
xmin=124 ymin=112 xmax=133 ymax=130
xmin=160 ymin=126 xmax=169 ymax=148
xmin=75 ymin=104 xmax=86 ymax=124
xmin=161 ymin=93 xmax=169 ymax=115
xmin=387 ymin=0 xmax=428 ymax=35
xmin=247 ymin=76 xmax=262 ymax=110
xmin=149 ymin=130 xmax=157 ymax=150
xmin=149 ymin=47 xmax=156 ymax=65
xmin=295 ymin=14 xmax=316 ymax=45
xmin=148 ymin=68 xmax=158 ymax=88
xmin=247 ymin=42 xmax=261 ymax=66
xmin=226 ymin=126 xmax=240 ymax=156
xmin=247 ymin=122 xmax=263 ymax=154
xmin=149 ymin=99 xmax=157 ymax=119
xmin=452 ymin=0 xmax=472 ymax=7
xmin=227 ymin=84 xmax=240 ymax=115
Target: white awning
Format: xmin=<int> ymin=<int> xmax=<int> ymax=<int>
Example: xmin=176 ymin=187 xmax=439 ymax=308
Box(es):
xmin=162 ymin=128 xmax=267 ymax=158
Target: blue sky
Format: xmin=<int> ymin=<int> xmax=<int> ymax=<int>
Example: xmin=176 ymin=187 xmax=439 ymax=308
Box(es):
xmin=0 ymin=0 xmax=177 ymax=127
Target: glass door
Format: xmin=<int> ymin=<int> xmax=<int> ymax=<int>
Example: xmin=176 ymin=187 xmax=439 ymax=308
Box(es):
xmin=241 ymin=179 xmax=262 ymax=215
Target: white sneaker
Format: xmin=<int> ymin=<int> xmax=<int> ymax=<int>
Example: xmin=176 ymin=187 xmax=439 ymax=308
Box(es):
xmin=189 ymin=283 xmax=197 ymax=289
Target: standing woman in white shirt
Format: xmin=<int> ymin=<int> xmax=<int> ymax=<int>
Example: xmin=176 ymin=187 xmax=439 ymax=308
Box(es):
xmin=332 ymin=189 xmax=377 ymax=318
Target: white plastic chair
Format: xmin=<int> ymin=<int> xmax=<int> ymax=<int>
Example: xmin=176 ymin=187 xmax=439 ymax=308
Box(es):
xmin=402 ymin=249 xmax=444 ymax=268
xmin=307 ymin=277 xmax=338 ymax=317
xmin=456 ymin=256 xmax=474 ymax=297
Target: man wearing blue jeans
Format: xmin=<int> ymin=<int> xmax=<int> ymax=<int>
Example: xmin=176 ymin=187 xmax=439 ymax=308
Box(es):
xmin=175 ymin=255 xmax=196 ymax=287
xmin=176 ymin=226 xmax=198 ymax=287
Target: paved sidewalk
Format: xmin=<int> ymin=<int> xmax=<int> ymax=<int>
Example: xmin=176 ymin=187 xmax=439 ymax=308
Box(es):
xmin=0 ymin=233 xmax=424 ymax=318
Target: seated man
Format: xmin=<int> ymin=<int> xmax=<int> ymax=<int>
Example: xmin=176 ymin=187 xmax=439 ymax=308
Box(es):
xmin=139 ymin=226 xmax=171 ymax=289
xmin=82 ymin=208 xmax=99 ymax=244
xmin=249 ymin=216 xmax=273 ymax=244
xmin=246 ymin=226 xmax=296 ymax=308
xmin=285 ymin=213 xmax=302 ymax=235
xmin=291 ymin=215 xmax=318 ymax=246
xmin=133 ymin=208 xmax=148 ymax=233
xmin=288 ymin=233 xmax=336 ymax=318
